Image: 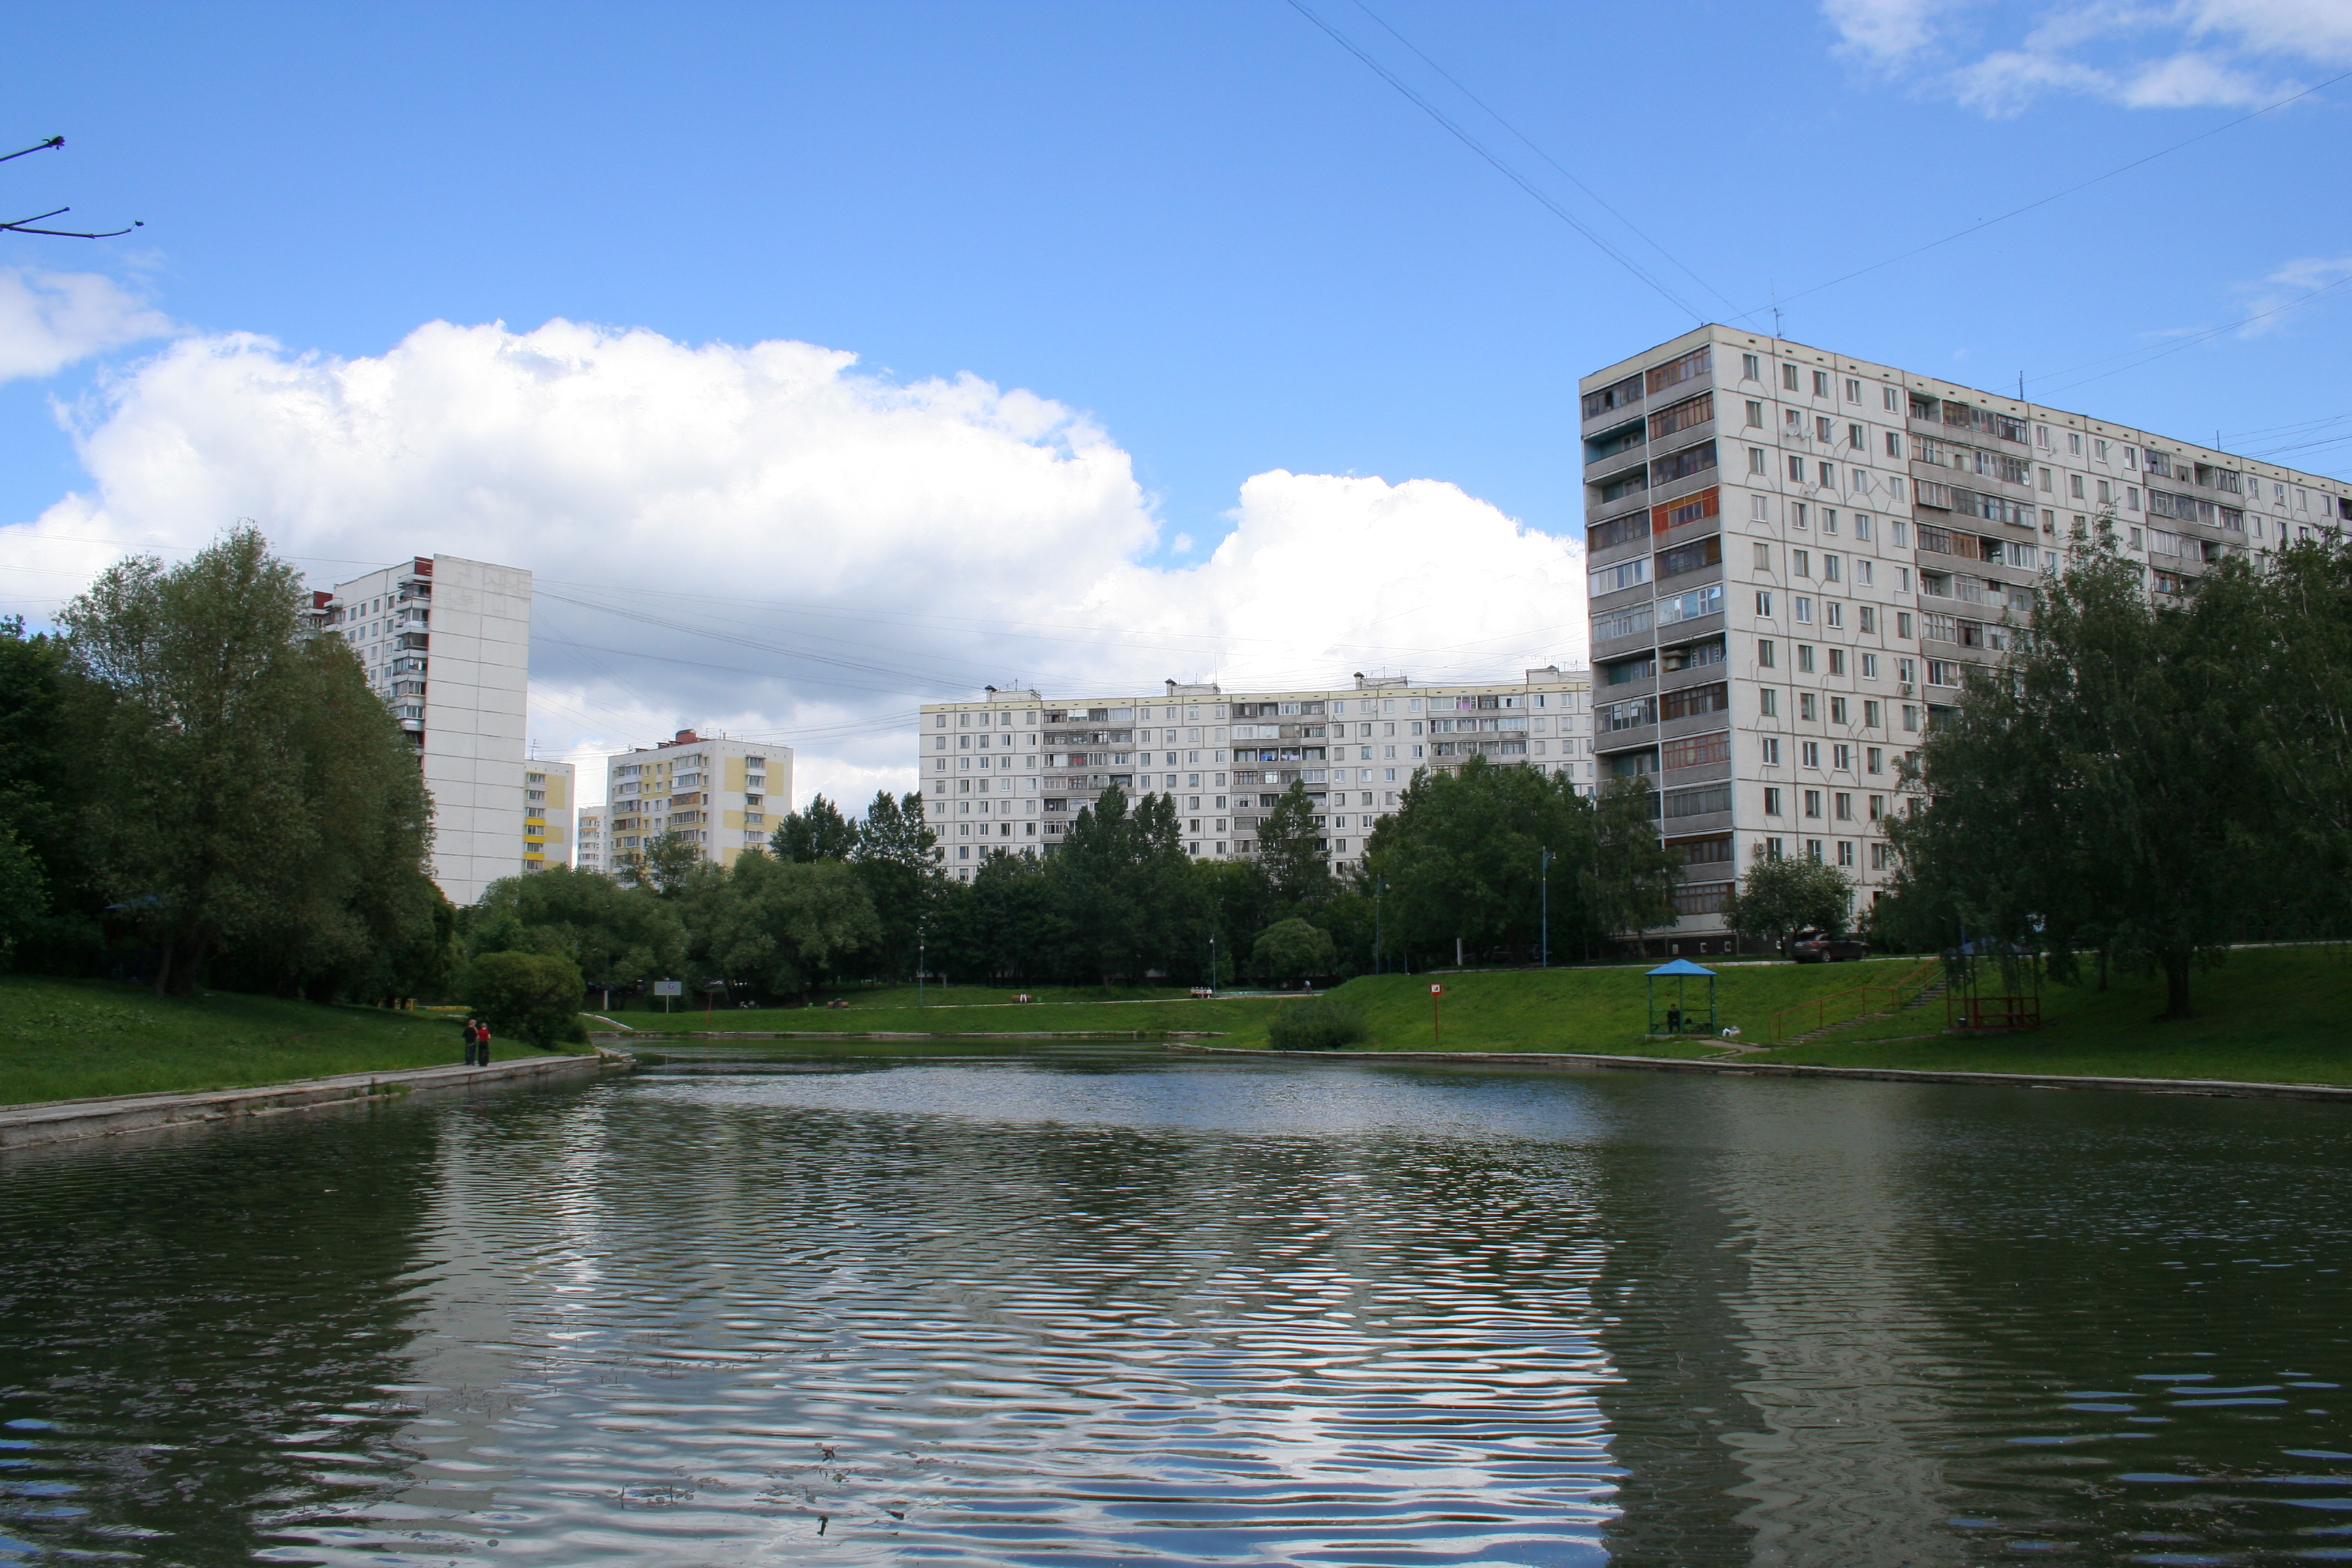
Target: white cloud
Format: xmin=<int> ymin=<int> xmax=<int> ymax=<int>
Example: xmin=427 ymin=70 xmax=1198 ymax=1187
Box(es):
xmin=1826 ymin=0 xmax=2347 ymax=114
xmin=0 ymin=268 xmax=171 ymax=383
xmin=2233 ymin=252 xmax=2352 ymax=334
xmin=7 ymin=318 xmax=1582 ymax=811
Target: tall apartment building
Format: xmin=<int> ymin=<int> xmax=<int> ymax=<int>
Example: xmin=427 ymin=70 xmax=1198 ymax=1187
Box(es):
xmin=1580 ymin=325 xmax=2352 ymax=949
xmin=524 ymin=760 xmax=574 ymax=872
xmin=604 ymin=730 xmax=791 ymax=870
xmin=919 ymin=670 xmax=1592 ymax=882
xmin=575 ymin=807 xmax=605 ymax=873
xmin=317 ymin=554 xmax=533 ymax=905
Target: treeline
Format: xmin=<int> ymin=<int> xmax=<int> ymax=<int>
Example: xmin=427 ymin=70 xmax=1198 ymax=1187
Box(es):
xmin=500 ymin=757 xmax=1686 ymax=998
xmin=1 ymin=530 xmax=453 ymax=998
xmin=1880 ymin=533 xmax=2352 ymax=1016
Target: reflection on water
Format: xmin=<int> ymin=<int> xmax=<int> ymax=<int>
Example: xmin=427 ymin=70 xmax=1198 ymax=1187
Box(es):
xmin=3 ymin=1045 xmax=2350 ymax=1565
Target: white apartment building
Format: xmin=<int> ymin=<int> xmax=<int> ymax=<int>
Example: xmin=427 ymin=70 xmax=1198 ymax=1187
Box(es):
xmin=316 ymin=554 xmax=532 ymax=906
xmin=604 ymin=729 xmax=791 ymax=870
xmin=919 ymin=670 xmax=1593 ymax=883
xmin=524 ymin=760 xmax=574 ymax=872
xmin=1580 ymin=325 xmax=2352 ymax=949
xmin=575 ymin=807 xmax=605 ymax=873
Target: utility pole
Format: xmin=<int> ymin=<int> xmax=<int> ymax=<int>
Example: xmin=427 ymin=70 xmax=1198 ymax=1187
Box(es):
xmin=1540 ymin=847 xmax=1551 ymax=969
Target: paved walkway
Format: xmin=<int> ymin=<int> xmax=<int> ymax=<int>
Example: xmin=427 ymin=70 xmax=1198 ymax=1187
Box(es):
xmin=0 ymin=1051 xmax=622 ymax=1152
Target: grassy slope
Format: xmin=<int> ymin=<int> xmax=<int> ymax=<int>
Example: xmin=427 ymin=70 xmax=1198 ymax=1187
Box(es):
xmin=1205 ymin=960 xmax=1933 ymax=1055
xmin=1745 ymin=945 xmax=2352 ymax=1083
xmin=0 ymin=976 xmax=576 ymax=1107
xmin=1216 ymin=947 xmax=2352 ymax=1086
xmin=612 ymin=992 xmax=1292 ymax=1038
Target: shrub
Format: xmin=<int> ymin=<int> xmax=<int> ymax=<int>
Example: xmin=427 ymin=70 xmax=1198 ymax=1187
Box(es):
xmin=1268 ymin=996 xmax=1369 ymax=1051
xmin=1250 ymin=917 xmax=1337 ymax=985
xmin=463 ymin=951 xmax=587 ymax=1049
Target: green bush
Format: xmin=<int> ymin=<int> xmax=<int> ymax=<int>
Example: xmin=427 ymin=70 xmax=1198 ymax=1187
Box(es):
xmin=1267 ymin=996 xmax=1369 ymax=1051
xmin=462 ymin=951 xmax=587 ymax=1049
xmin=1250 ymin=917 xmax=1337 ymax=985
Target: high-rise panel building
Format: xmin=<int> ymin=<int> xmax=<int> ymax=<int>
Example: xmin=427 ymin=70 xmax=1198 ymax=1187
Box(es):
xmin=575 ymin=807 xmax=605 ymax=873
xmin=919 ymin=670 xmax=1592 ymax=883
xmin=1580 ymin=325 xmax=2352 ymax=949
xmin=524 ymin=760 xmax=574 ymax=872
xmin=604 ymin=730 xmax=790 ymax=870
xmin=318 ymin=554 xmax=533 ymax=905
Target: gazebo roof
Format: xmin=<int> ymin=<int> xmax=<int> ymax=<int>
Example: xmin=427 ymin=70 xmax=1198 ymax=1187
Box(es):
xmin=1646 ymin=958 xmax=1717 ymax=977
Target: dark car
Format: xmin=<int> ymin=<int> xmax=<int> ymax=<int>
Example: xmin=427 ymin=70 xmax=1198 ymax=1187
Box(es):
xmin=1790 ymin=928 xmax=1869 ymax=963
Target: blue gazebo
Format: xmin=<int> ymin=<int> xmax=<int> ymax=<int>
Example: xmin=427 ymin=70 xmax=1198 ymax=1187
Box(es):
xmin=1646 ymin=958 xmax=1718 ymax=1037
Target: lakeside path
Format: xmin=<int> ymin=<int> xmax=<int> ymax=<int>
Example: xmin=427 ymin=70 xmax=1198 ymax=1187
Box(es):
xmin=0 ymin=1051 xmax=621 ymax=1152
xmin=1165 ymin=1042 xmax=2352 ymax=1103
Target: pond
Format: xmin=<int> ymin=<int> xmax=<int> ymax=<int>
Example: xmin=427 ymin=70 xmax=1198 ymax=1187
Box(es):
xmin=3 ymin=1043 xmax=2349 ymax=1565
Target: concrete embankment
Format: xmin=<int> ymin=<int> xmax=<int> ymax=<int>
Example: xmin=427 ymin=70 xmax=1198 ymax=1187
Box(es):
xmin=0 ymin=1051 xmax=627 ymax=1152
xmin=1165 ymin=1043 xmax=2352 ymax=1103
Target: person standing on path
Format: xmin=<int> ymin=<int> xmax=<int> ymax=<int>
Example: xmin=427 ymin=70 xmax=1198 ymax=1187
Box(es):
xmin=474 ymin=1019 xmax=493 ymax=1066
xmin=461 ymin=1017 xmax=481 ymax=1066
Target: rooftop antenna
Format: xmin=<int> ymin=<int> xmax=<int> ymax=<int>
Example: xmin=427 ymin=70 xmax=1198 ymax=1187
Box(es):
xmin=1769 ymin=282 xmax=1782 ymax=340
xmin=0 ymin=136 xmax=142 ymax=238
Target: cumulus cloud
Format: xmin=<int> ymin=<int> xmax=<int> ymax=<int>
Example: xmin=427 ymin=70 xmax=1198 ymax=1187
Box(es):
xmin=1826 ymin=0 xmax=2350 ymax=114
xmin=7 ymin=319 xmax=1582 ymax=808
xmin=0 ymin=268 xmax=172 ymax=383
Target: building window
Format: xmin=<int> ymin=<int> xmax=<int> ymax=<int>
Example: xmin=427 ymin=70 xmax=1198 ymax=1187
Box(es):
xmin=1803 ymin=789 xmax=1823 ymax=818
xmin=1764 ymin=787 xmax=1782 ymax=815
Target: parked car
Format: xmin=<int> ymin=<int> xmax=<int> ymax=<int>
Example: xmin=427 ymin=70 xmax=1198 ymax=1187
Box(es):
xmin=1790 ymin=928 xmax=1869 ymax=963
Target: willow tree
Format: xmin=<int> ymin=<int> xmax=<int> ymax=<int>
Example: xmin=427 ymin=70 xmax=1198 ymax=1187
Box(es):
xmin=61 ymin=527 xmax=438 ymax=996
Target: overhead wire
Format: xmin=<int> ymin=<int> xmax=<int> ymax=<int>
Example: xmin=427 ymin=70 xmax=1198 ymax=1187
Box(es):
xmin=1343 ymin=0 xmax=1743 ymax=318
xmin=1281 ymin=0 xmax=1703 ymax=321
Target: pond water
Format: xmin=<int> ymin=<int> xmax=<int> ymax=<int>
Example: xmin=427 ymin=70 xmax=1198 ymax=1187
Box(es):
xmin=3 ymin=1044 xmax=2351 ymax=1567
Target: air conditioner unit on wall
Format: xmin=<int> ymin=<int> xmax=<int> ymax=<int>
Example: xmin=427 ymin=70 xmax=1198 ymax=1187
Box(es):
xmin=1899 ymin=683 xmax=1914 ymax=696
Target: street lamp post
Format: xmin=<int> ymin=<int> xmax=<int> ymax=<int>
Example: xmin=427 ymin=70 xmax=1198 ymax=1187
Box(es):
xmin=918 ymin=930 xmax=926 ymax=1009
xmin=1540 ymin=847 xmax=1551 ymax=969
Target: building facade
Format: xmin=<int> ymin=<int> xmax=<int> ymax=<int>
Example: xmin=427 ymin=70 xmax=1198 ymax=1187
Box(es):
xmin=574 ymin=807 xmax=605 ymax=873
xmin=919 ymin=670 xmax=1592 ymax=883
xmin=1580 ymin=325 xmax=2352 ymax=943
xmin=524 ymin=761 xmax=574 ymax=872
xmin=317 ymin=553 xmax=533 ymax=906
xmin=604 ymin=730 xmax=790 ymax=870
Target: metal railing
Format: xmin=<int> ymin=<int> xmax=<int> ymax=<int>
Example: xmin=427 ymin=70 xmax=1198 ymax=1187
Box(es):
xmin=1769 ymin=959 xmax=1942 ymax=1044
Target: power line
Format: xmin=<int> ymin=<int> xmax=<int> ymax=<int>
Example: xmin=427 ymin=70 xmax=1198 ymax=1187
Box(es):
xmin=1343 ymin=0 xmax=1742 ymax=318
xmin=2034 ymin=272 xmax=2352 ymax=395
xmin=1282 ymin=0 xmax=1703 ymax=321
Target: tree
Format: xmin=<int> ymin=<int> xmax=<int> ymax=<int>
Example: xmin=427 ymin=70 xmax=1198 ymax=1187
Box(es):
xmin=463 ymin=951 xmax=587 ymax=1049
xmin=470 ymin=865 xmax=687 ymax=1002
xmin=59 ymin=528 xmax=438 ymax=996
xmin=1887 ymin=536 xmax=2290 ymax=1018
xmin=1045 ymin=785 xmax=1201 ymax=985
xmin=616 ymin=830 xmax=704 ymax=895
xmin=771 ymin=794 xmax=859 ymax=862
xmin=1585 ymin=776 xmax=1682 ymax=948
xmin=853 ymin=789 xmax=945 ymax=980
xmin=1250 ymin=917 xmax=1336 ymax=985
xmin=1362 ymin=757 xmax=1602 ymax=964
xmin=1253 ymin=781 xmax=1335 ymax=910
xmin=691 ymin=851 xmax=881 ymax=998
xmin=0 ymin=617 xmax=86 ymax=969
xmin=1724 ymin=853 xmax=1856 ymax=953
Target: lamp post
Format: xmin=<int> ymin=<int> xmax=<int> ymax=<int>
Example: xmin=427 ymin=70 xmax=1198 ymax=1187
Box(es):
xmin=1540 ymin=847 xmax=1551 ymax=969
xmin=1374 ymin=877 xmax=1384 ymax=975
xmin=918 ymin=928 xmax=926 ymax=1009
xmin=1209 ymin=930 xmax=1218 ymax=994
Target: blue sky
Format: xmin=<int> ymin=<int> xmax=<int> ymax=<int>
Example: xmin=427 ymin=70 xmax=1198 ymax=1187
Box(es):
xmin=2 ymin=0 xmax=2347 ymax=801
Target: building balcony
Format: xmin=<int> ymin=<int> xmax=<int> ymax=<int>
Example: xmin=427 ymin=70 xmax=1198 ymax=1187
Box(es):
xmin=393 ymin=632 xmax=429 ymax=651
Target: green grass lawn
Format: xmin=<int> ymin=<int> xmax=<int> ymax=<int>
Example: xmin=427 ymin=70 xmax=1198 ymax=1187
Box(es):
xmin=1196 ymin=958 xmax=1935 ymax=1055
xmin=1742 ymin=945 xmax=2352 ymax=1084
xmin=0 ymin=976 xmax=576 ymax=1107
xmin=608 ymin=992 xmax=1294 ymax=1039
